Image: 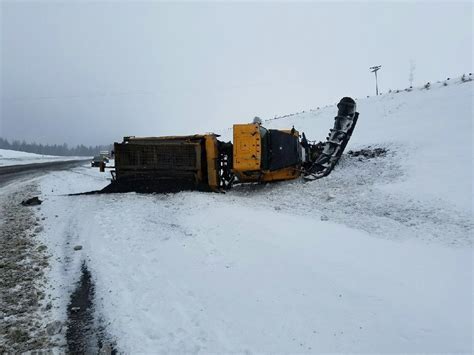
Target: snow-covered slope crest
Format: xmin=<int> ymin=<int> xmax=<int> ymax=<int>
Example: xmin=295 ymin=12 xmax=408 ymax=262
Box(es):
xmin=0 ymin=148 xmax=86 ymax=166
xmin=265 ymin=73 xmax=472 ymax=122
xmin=264 ymin=75 xmax=473 ymax=215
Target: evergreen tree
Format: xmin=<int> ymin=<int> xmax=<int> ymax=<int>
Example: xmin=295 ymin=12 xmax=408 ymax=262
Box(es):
xmin=0 ymin=137 xmax=112 ymax=157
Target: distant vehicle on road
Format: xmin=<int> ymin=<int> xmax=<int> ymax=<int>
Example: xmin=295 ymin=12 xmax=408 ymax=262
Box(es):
xmin=91 ymin=155 xmax=108 ymax=167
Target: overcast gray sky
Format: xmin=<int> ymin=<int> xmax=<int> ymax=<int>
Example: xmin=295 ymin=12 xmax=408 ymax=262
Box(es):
xmin=1 ymin=0 xmax=472 ymax=146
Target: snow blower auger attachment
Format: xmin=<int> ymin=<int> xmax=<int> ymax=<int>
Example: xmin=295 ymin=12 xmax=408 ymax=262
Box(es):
xmin=302 ymin=97 xmax=359 ymax=180
xmin=107 ymin=97 xmax=358 ymax=193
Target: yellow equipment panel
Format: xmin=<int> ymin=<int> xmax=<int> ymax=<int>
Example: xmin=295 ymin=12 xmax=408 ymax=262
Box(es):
xmin=261 ymin=167 xmax=301 ymax=182
xmin=204 ymin=134 xmax=219 ymax=191
xmin=233 ymin=124 xmax=261 ymax=172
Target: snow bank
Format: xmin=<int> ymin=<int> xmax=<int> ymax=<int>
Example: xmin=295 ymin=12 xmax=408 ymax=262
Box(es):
xmin=37 ymin=168 xmax=472 ymax=352
xmin=0 ymin=148 xmax=87 ymax=166
xmin=35 ymin=76 xmax=473 ymax=352
xmin=263 ymin=76 xmax=473 ymax=212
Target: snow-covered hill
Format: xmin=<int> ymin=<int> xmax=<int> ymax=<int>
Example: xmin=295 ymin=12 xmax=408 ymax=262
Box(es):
xmin=13 ymin=76 xmax=473 ymax=352
xmin=263 ymin=75 xmax=473 ymax=212
xmin=0 ymin=148 xmax=87 ymax=166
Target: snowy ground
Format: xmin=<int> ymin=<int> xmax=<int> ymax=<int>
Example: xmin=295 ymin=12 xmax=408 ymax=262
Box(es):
xmin=0 ymin=179 xmax=60 ymax=352
xmin=0 ymin=149 xmax=88 ymax=167
xmin=2 ymin=76 xmax=472 ymax=352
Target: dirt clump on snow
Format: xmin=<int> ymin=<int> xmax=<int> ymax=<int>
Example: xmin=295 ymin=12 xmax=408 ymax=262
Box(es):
xmin=20 ymin=196 xmax=43 ymax=206
xmin=347 ymin=147 xmax=388 ymax=159
xmin=0 ymin=184 xmax=60 ymax=352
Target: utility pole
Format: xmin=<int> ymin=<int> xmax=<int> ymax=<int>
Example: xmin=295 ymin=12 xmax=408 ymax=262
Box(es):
xmin=370 ymin=65 xmax=382 ymax=95
xmin=409 ymin=60 xmax=415 ymax=87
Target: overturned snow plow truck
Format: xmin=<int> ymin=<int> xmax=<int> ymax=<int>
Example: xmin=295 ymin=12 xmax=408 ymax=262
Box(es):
xmin=105 ymin=97 xmax=359 ymax=193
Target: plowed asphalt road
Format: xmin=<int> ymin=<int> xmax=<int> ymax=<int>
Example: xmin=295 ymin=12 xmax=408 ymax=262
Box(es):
xmin=0 ymin=160 xmax=89 ymax=187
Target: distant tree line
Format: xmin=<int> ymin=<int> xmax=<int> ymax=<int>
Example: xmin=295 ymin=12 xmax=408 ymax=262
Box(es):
xmin=0 ymin=137 xmax=112 ymax=157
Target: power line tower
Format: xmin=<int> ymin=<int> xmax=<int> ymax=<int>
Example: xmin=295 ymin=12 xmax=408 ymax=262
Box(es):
xmin=370 ymin=65 xmax=382 ymax=95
